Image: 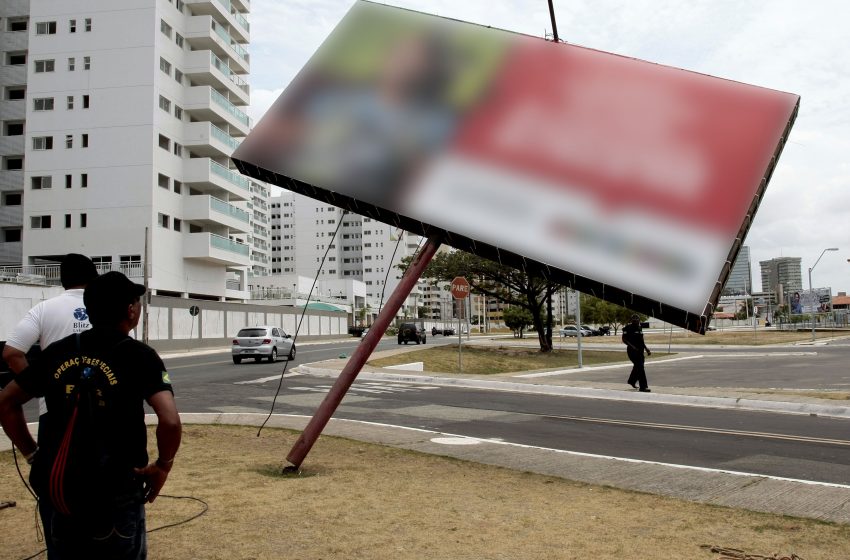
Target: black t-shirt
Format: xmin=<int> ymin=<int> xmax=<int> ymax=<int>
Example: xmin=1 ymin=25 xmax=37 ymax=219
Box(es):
xmin=622 ymin=322 xmax=644 ymax=351
xmin=16 ymin=328 xmax=173 ymax=477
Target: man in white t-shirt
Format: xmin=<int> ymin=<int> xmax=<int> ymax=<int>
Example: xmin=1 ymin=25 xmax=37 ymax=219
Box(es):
xmin=3 ymin=254 xmax=98 ymax=376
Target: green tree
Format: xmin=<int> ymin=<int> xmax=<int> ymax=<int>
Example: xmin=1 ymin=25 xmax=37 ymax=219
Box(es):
xmin=503 ymin=306 xmax=533 ymax=338
xmin=580 ymin=295 xmax=641 ymax=335
xmin=400 ymin=250 xmax=561 ymax=352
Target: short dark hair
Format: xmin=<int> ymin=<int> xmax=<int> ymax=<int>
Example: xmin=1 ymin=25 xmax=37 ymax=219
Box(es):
xmin=60 ymin=253 xmax=98 ymax=289
xmin=84 ymin=271 xmax=146 ymax=327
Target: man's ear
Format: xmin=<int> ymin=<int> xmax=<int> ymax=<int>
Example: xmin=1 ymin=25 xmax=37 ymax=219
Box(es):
xmin=127 ymin=302 xmax=138 ymax=321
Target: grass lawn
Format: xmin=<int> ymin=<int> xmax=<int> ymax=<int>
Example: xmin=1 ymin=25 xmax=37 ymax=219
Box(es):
xmin=3 ymin=425 xmax=847 ymax=560
xmin=368 ymin=344 xmax=653 ymax=374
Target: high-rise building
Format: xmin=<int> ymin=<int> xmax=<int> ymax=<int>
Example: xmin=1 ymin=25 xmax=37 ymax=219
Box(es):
xmin=3 ymin=0 xmax=261 ymax=299
xmin=759 ymin=256 xmax=802 ymax=299
xmin=0 ymin=1 xmax=30 ymax=265
xmin=724 ymin=245 xmax=752 ymax=295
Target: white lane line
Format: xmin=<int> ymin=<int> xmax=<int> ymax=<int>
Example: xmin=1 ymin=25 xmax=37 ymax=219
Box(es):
xmin=235 ymin=373 xmax=301 ymax=384
xmin=173 ymin=413 xmax=850 ymax=490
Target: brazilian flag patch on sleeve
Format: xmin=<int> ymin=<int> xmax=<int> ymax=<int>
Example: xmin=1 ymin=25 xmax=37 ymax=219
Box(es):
xmin=162 ymin=371 xmax=171 ymax=384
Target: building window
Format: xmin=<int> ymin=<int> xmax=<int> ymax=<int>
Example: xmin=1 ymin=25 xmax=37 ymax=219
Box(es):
xmin=85 ymin=18 xmax=92 ymax=32
xmin=173 ymin=143 xmax=182 ymax=157
xmin=80 ymin=213 xmax=87 ymax=228
xmin=173 ymin=218 xmax=181 ymax=232
xmin=173 ymin=180 xmax=181 ymax=194
xmin=159 ymin=57 xmax=171 ymax=76
xmin=3 ymin=193 xmax=22 ymax=205
xmin=160 ymin=19 xmax=172 ymax=39
xmin=4 ymin=228 xmax=23 ymax=242
xmin=175 ymin=33 xmax=184 ymax=48
xmin=7 ymin=19 xmax=28 ymax=32
xmin=159 ymin=95 xmax=170 ymax=112
xmin=66 ymin=135 xmax=73 ymax=149
xmin=81 ymin=134 xmax=89 ymax=148
xmin=65 ymin=174 xmax=72 ymax=188
xmin=67 ymin=95 xmax=74 ymax=109
xmin=34 ymin=59 xmax=55 ymax=73
xmin=35 ymin=21 xmax=57 ymax=35
xmin=83 ymin=56 xmax=91 ymax=70
xmin=33 ymin=97 xmax=54 ymax=111
xmin=174 ymin=69 xmax=183 ymax=84
xmin=68 ymin=57 xmax=77 ymax=71
xmin=3 ymin=157 xmax=23 ymax=170
xmin=3 ymin=122 xmax=24 ymax=136
xmin=174 ymin=106 xmax=182 ymax=120
xmin=82 ymin=95 xmax=90 ymax=108
xmin=158 ymin=213 xmax=170 ymax=228
xmin=7 ymin=87 xmax=26 ymax=100
xmin=65 ymin=214 xmax=72 ymax=228
xmin=69 ymin=19 xmax=76 ymax=33
xmin=32 ymin=136 xmax=53 ymax=150
xmin=158 ymin=134 xmax=170 ymax=150
xmin=158 ymin=174 xmax=169 ymax=189
xmin=81 ymin=173 xmax=88 ymax=187
xmin=31 ymin=176 xmax=52 ymax=189
xmin=7 ymin=52 xmax=26 ymax=65
xmin=31 ymin=215 xmax=52 ymax=229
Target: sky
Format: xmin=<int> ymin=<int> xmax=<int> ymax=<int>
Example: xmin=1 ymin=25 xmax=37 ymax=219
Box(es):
xmin=245 ymin=0 xmax=850 ymax=295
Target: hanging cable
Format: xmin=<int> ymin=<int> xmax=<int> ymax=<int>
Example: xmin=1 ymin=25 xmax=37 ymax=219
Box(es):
xmin=256 ymin=209 xmax=348 ymax=437
xmin=378 ymin=227 xmax=407 ymax=315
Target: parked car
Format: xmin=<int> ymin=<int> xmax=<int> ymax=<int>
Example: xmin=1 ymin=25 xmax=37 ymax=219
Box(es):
xmin=398 ymin=322 xmax=426 ymax=345
xmin=559 ymin=325 xmax=593 ymax=337
xmin=232 ymin=326 xmax=295 ymax=364
xmin=581 ymin=325 xmax=600 ymax=336
xmin=431 ymin=327 xmax=455 ymax=336
xmin=598 ymin=325 xmax=611 ymax=336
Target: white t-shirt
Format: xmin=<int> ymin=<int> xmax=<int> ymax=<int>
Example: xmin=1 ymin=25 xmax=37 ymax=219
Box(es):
xmin=6 ymin=289 xmax=91 ymax=352
xmin=6 ymin=289 xmax=91 ymax=415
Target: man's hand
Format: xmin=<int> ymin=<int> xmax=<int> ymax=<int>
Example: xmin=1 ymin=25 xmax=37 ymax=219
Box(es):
xmin=645 ymin=349 xmax=652 ymax=356
xmin=134 ymin=461 xmax=171 ymax=503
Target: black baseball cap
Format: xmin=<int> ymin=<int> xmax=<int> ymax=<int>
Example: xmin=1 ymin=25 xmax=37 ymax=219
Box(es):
xmin=84 ymin=271 xmax=146 ymax=326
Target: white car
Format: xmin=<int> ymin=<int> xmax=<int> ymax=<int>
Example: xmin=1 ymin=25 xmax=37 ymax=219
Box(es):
xmin=232 ymin=326 xmax=295 ymax=364
xmin=559 ymin=325 xmax=592 ymax=337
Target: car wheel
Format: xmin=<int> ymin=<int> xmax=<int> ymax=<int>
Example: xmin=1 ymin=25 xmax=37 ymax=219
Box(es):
xmin=269 ymin=347 xmax=277 ymax=363
xmin=398 ymin=338 xmax=403 ymax=345
xmin=423 ymin=336 xmax=426 ymax=344
xmin=288 ymin=344 xmax=296 ymax=360
xmin=233 ymin=356 xmax=242 ymax=364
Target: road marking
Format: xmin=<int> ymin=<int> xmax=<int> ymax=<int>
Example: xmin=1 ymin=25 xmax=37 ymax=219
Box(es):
xmin=539 ymin=413 xmax=850 ymax=446
xmin=235 ymin=373 xmax=301 ymax=385
xmin=515 ymin=355 xmax=703 ymax=378
xmin=287 ymin=382 xmax=440 ymax=395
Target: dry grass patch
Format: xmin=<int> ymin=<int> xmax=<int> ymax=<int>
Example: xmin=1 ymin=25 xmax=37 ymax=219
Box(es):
xmin=3 ymin=425 xmax=848 ymax=559
xmin=369 ymin=344 xmax=643 ymax=374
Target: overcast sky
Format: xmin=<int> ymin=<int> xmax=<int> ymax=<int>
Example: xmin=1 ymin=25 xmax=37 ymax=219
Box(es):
xmin=246 ymin=0 xmax=850 ymax=295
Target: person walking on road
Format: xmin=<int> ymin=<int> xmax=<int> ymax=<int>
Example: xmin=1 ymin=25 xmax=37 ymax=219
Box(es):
xmin=622 ymin=313 xmax=651 ymax=392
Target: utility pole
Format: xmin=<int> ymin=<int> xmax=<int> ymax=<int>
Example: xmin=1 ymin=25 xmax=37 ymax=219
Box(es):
xmin=143 ymin=227 xmax=150 ymax=344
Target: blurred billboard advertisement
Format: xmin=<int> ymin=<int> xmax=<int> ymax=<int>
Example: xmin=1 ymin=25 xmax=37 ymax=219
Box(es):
xmin=233 ymin=1 xmax=800 ymax=333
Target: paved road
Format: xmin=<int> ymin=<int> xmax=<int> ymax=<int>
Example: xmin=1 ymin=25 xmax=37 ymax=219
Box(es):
xmin=162 ymin=338 xmax=850 ymax=486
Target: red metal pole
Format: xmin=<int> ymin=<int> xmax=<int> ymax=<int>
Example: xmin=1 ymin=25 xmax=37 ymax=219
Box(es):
xmin=285 ymin=236 xmax=442 ymax=469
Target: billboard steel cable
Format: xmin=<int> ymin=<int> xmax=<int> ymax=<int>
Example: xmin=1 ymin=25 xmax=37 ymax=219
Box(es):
xmin=233 ymin=1 xmax=800 ymax=334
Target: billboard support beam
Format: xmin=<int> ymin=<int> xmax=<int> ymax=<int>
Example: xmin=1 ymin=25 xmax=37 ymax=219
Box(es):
xmin=284 ymin=236 xmax=442 ymax=471
xmin=547 ymin=0 xmax=559 ymax=42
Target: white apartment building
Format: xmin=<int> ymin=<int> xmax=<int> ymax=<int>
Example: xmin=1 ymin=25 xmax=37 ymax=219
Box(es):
xmin=266 ymin=191 xmax=425 ymax=317
xmin=4 ymin=0 xmax=259 ymax=299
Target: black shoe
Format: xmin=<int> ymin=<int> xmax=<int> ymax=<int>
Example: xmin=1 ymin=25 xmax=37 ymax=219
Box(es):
xmin=639 ymin=388 xmax=651 ymax=392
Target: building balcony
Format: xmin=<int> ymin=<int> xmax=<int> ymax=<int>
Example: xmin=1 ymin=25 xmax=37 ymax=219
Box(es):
xmin=183 ymin=157 xmax=250 ymax=201
xmin=185 ymin=15 xmax=249 ymax=74
xmin=184 ymin=50 xmax=249 ymax=105
xmin=0 ymin=169 xmax=24 ymax=190
xmin=183 ymin=121 xmax=241 ymax=157
xmin=231 ymin=0 xmax=250 ymax=13
xmin=184 ymin=231 xmax=250 ymax=266
xmin=184 ymin=85 xmax=250 ymax=136
xmin=184 ymin=0 xmax=249 ymax=43
xmin=2 ymin=64 xmax=27 ymax=86
xmin=184 ymin=194 xmax=250 ymax=233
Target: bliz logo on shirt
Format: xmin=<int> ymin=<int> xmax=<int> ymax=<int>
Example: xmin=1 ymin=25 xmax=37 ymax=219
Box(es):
xmin=73 ymin=308 xmax=88 ymax=321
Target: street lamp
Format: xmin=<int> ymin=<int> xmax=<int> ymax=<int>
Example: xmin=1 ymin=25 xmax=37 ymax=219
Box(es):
xmin=809 ymin=247 xmax=838 ymax=341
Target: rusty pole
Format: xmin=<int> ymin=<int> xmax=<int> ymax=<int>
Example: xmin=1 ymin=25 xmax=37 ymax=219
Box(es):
xmin=285 ymin=236 xmax=442 ymax=470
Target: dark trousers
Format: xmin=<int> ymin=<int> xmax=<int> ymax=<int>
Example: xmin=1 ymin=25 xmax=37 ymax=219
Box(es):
xmin=627 ymin=349 xmax=648 ymax=390
xmin=39 ymin=496 xmax=147 ymax=560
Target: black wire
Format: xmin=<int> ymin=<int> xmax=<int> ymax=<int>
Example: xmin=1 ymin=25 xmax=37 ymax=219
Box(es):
xmin=148 ymin=494 xmax=209 ymax=533
xmin=256 ymin=209 xmax=348 ymax=437
xmin=378 ymin=228 xmax=406 ymax=315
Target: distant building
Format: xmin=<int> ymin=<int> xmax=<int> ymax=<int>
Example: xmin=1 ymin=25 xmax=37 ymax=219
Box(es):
xmin=759 ymin=257 xmax=802 ymax=301
xmin=723 ymin=246 xmax=752 ymax=295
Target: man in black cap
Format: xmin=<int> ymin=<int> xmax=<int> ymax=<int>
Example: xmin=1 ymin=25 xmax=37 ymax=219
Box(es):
xmin=622 ymin=313 xmax=652 ymax=392
xmin=0 ymin=271 xmax=181 ymax=559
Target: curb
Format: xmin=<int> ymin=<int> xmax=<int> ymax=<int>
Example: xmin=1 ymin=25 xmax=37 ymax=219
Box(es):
xmin=295 ymin=364 xmax=850 ymax=419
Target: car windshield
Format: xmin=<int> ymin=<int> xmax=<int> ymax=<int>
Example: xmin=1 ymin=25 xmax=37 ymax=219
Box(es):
xmin=237 ymin=328 xmax=268 ymax=337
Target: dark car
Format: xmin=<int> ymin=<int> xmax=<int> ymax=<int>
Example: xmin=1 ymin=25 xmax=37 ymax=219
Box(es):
xmin=431 ymin=327 xmax=455 ymax=336
xmin=398 ymin=323 xmax=426 ymax=345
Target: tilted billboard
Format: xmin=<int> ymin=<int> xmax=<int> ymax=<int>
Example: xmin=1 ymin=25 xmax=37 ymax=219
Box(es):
xmin=233 ymin=1 xmax=800 ymax=333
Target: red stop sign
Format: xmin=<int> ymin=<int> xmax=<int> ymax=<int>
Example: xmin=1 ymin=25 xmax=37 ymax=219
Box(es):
xmin=451 ymin=276 xmax=470 ymax=299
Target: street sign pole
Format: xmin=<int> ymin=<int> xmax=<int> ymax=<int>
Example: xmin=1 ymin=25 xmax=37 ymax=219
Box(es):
xmin=450 ymin=276 xmax=470 ymax=373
